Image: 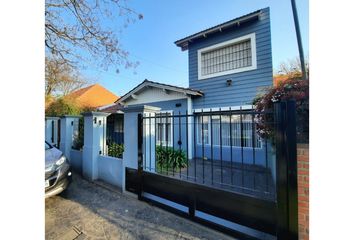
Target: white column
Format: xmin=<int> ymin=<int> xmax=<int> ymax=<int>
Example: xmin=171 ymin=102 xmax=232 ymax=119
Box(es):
xmin=122 ymin=105 xmax=161 ymax=195
xmin=144 ymin=112 xmax=157 ymax=172
xmin=82 ymin=112 xmax=110 ymax=181
xmin=187 ymin=97 xmax=193 ymax=159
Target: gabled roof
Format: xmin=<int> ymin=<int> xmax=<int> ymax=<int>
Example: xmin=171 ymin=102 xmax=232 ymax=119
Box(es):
xmin=66 ymin=83 xmax=119 ymax=108
xmin=116 ymin=79 xmax=203 ymax=104
xmin=67 ymin=84 xmax=94 ymax=99
xmin=175 ymin=9 xmax=263 ymax=51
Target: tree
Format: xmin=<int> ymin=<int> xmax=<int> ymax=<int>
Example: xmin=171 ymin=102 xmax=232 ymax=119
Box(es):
xmin=45 ymin=97 xmax=81 ymax=116
xmin=45 ymin=0 xmax=142 ymax=72
xmin=253 ymin=78 xmax=309 ymax=144
xmin=275 ymin=56 xmax=309 ymax=83
xmin=45 ymin=57 xmax=88 ymax=96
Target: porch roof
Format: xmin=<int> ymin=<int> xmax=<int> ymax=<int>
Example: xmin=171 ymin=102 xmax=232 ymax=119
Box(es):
xmin=97 ymin=103 xmax=124 ymax=113
xmin=116 ymin=79 xmax=203 ymax=104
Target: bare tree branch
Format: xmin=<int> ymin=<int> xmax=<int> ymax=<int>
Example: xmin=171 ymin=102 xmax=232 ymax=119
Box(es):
xmin=45 ymin=0 xmax=142 ymax=72
xmin=45 ymin=57 xmax=90 ymax=96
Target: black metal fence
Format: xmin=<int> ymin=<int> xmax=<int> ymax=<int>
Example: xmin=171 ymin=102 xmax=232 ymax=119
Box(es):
xmin=72 ymin=117 xmax=84 ymax=150
xmin=105 ymin=114 xmax=124 ymax=158
xmin=127 ymin=100 xmax=299 ymax=239
xmin=142 ymin=107 xmax=276 ymax=200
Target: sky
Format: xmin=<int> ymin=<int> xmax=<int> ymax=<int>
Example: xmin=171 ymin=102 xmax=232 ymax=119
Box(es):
xmin=81 ymin=0 xmax=309 ymax=97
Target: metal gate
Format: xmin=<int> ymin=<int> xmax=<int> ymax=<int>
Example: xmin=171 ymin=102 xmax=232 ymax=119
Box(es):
xmin=126 ymin=101 xmax=298 ymax=240
xmin=45 ymin=118 xmax=61 ymax=148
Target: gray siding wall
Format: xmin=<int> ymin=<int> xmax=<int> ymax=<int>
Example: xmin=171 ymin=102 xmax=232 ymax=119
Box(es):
xmin=188 ymin=7 xmax=272 ymax=109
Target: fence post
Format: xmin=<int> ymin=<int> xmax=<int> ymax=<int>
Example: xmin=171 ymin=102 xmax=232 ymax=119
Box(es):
xmin=59 ymin=115 xmax=80 ymax=161
xmin=122 ymin=105 xmax=161 ymax=196
xmin=137 ymin=113 xmax=143 ymax=199
xmin=275 ymin=100 xmax=298 ymax=240
xmin=45 ymin=117 xmax=60 ymax=147
xmin=82 ymin=112 xmax=110 ymax=181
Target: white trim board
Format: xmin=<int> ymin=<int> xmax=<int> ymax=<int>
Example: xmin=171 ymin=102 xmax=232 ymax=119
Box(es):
xmin=193 ymin=105 xmax=254 ymax=113
xmin=197 ymin=33 xmax=257 ymax=80
xmin=123 ymin=87 xmax=188 ymax=106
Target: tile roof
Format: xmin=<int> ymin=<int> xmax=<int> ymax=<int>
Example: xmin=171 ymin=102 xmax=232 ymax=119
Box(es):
xmin=66 ymin=84 xmax=119 ymax=108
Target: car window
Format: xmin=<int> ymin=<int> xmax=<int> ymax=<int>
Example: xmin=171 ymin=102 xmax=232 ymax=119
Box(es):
xmin=45 ymin=142 xmax=52 ymax=150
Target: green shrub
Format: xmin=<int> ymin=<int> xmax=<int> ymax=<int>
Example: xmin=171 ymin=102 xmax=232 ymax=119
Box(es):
xmin=107 ymin=142 xmax=124 ymax=158
xmin=156 ymin=145 xmax=187 ymax=172
xmin=45 ymin=97 xmax=81 ymax=116
xmin=253 ymin=78 xmax=309 ymax=144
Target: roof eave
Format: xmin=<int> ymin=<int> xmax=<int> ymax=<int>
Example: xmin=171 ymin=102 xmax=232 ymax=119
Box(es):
xmin=175 ymin=10 xmax=261 ymax=51
xmin=116 ymin=80 xmax=203 ymax=104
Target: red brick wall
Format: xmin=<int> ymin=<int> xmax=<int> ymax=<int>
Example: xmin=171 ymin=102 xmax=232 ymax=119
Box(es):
xmin=297 ymin=144 xmax=309 ymax=240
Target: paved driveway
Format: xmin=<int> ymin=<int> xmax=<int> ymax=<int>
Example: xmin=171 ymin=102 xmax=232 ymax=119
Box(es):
xmin=45 ymin=173 xmax=233 ymax=240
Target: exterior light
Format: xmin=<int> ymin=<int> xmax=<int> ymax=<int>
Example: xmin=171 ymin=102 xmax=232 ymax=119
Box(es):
xmin=226 ymin=79 xmax=232 ymax=86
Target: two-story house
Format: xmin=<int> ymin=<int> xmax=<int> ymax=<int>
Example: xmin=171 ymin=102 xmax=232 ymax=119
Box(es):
xmin=114 ymin=7 xmax=273 ymax=165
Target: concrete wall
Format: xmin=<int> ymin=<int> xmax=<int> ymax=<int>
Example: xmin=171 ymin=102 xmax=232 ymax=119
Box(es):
xmin=97 ymin=155 xmax=123 ymax=189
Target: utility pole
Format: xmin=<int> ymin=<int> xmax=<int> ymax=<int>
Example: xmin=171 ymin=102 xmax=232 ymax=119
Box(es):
xmin=291 ymin=0 xmax=308 ymax=80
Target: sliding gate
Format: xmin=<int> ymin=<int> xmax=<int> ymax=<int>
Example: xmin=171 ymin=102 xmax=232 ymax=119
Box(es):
xmin=126 ymin=101 xmax=298 ymax=239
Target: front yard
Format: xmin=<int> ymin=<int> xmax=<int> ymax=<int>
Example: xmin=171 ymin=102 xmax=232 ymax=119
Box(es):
xmin=45 ymin=173 xmax=233 ymax=240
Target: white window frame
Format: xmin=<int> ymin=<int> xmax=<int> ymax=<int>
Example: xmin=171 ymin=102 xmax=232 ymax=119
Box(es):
xmin=156 ymin=110 xmax=174 ymax=147
xmin=196 ymin=114 xmax=263 ymax=149
xmin=197 ymin=33 xmax=257 ymax=80
xmin=196 ymin=115 xmax=210 ymax=145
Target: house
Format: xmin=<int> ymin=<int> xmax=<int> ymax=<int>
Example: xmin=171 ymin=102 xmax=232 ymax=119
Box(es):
xmin=113 ymin=8 xmax=273 ymax=165
xmin=96 ymin=7 xmax=274 ymax=175
xmin=67 ymin=83 xmax=119 ymax=109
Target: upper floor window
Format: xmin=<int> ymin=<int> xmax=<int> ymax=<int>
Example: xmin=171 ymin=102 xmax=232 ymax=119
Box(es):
xmin=197 ymin=33 xmax=257 ymax=80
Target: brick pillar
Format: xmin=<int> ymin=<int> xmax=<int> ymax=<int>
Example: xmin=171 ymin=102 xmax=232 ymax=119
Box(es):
xmin=297 ymin=144 xmax=309 ymax=240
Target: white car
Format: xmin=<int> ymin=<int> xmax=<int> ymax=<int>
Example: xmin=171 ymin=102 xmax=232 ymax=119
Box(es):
xmin=45 ymin=141 xmax=72 ymax=198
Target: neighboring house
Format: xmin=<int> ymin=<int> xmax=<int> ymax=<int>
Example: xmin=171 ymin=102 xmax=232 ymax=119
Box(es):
xmin=109 ymin=8 xmax=273 ymax=164
xmin=67 ymin=84 xmax=120 ymax=145
xmin=67 ymin=83 xmax=119 ymax=109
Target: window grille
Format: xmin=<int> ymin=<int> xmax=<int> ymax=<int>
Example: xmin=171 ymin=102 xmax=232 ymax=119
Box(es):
xmin=197 ymin=114 xmax=262 ymax=148
xmin=156 ymin=112 xmax=172 ymax=146
xmin=201 ymin=40 xmax=252 ymax=76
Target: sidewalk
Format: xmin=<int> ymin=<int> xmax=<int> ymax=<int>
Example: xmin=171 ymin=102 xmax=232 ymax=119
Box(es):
xmin=45 ymin=173 xmax=234 ymax=240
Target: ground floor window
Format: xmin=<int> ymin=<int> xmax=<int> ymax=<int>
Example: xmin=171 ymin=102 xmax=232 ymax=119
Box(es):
xmin=156 ymin=112 xmax=173 ymax=146
xmin=197 ymin=113 xmax=262 ymax=148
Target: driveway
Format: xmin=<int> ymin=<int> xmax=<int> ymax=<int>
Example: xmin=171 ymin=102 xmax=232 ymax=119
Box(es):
xmin=45 ymin=173 xmax=233 ymax=240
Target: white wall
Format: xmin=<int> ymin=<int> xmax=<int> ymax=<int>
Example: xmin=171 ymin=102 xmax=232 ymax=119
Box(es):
xmin=97 ymin=155 xmax=123 ymax=189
